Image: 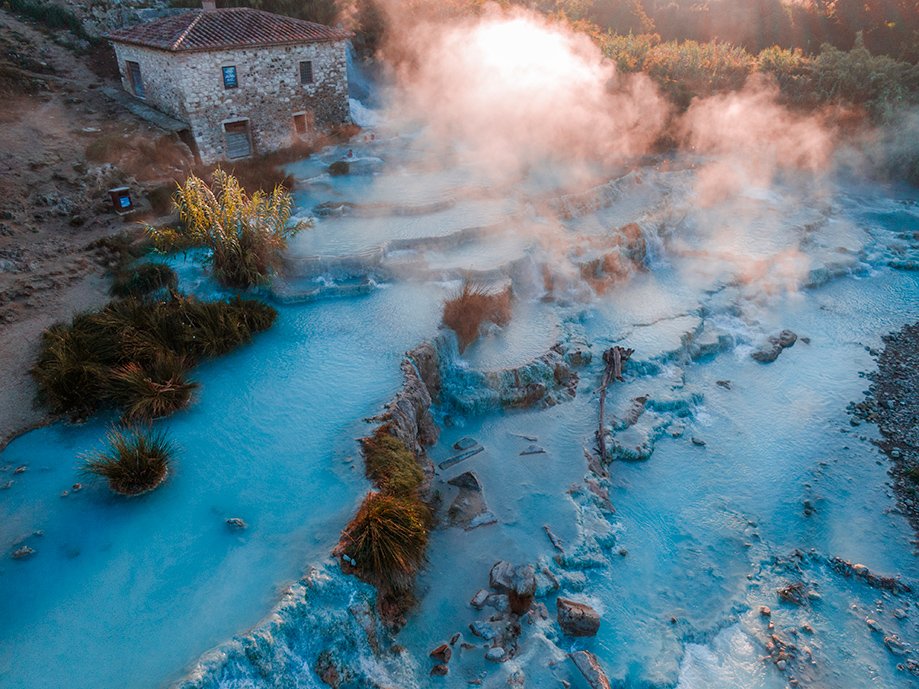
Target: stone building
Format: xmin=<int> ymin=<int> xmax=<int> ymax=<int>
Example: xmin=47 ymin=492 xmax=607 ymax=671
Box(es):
xmin=107 ymin=1 xmax=350 ymax=163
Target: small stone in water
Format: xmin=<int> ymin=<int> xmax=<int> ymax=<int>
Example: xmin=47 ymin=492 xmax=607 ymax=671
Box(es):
xmin=430 ymin=663 xmax=448 ymax=676
xmin=520 ymin=444 xmax=546 ymax=456
xmin=453 ymin=437 xmax=479 ymax=451
xmin=225 ymin=517 xmax=247 ymax=529
xmin=471 ymin=589 xmax=489 ymax=609
xmin=485 ymin=647 xmax=506 ymax=662
xmin=776 ymin=659 xmax=787 ymax=671
xmin=60 ymin=490 xmax=69 ymax=497
xmin=12 ymin=545 xmax=34 ymax=560
xmin=430 ymin=643 xmax=452 ymax=663
xmin=1 ymin=480 xmax=12 ymax=490
xmin=71 ymin=483 xmax=82 ymax=492
xmin=760 ymin=606 xmax=772 ymax=616
xmin=13 ymin=465 xmax=26 ymax=474
xmin=691 ymin=437 xmax=706 ymax=447
xmin=716 ymin=380 xmax=732 ymax=389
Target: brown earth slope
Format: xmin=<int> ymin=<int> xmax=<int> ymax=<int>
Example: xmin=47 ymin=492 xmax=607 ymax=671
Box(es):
xmin=0 ymin=8 xmax=191 ymax=449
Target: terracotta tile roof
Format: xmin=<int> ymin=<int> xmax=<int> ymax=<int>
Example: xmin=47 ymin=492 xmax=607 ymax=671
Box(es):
xmin=106 ymin=8 xmax=349 ymax=52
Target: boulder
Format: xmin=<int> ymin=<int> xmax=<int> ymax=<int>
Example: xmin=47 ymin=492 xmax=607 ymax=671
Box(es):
xmin=447 ymin=472 xmax=496 ymax=530
xmin=570 ymin=651 xmax=612 ymax=689
xmin=430 ymin=643 xmax=452 ymax=663
xmin=488 ymin=561 xmax=536 ymax=614
xmin=557 ymin=598 xmax=601 ymax=637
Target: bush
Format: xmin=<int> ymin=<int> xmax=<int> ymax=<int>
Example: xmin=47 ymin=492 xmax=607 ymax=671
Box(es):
xmin=32 ymin=294 xmax=276 ymax=420
xmin=110 ymin=263 xmax=178 ymax=298
xmin=109 ymin=354 xmax=197 ymax=422
xmin=442 ymin=281 xmax=512 ymax=351
xmin=808 ymin=38 xmax=919 ymax=119
xmin=341 ymin=492 xmax=430 ymax=593
xmin=148 ymin=169 xmax=306 ymax=288
xmin=83 ymin=427 xmax=174 ymax=496
xmin=7 ymin=0 xmax=91 ymax=39
xmin=361 ymin=430 xmax=423 ymax=496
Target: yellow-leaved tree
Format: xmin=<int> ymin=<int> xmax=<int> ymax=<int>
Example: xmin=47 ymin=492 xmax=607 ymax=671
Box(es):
xmin=149 ymin=169 xmax=307 ymax=288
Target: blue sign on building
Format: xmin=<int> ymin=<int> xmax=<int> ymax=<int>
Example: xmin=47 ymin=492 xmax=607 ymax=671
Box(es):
xmin=222 ymin=65 xmax=238 ymax=89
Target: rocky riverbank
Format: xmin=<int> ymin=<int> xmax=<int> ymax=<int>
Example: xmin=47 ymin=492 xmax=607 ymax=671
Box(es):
xmin=851 ymin=322 xmax=919 ymax=542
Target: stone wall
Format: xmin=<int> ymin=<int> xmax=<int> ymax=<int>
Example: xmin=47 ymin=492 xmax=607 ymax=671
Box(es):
xmin=110 ymin=40 xmax=350 ymax=163
xmin=112 ymin=43 xmax=191 ymax=122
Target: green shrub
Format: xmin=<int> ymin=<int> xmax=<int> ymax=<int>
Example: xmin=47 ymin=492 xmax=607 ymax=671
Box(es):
xmin=442 ymin=281 xmax=512 ymax=352
xmin=84 ymin=427 xmax=174 ymax=496
xmin=110 ymin=263 xmax=178 ymax=298
xmin=361 ymin=431 xmax=424 ymax=496
xmin=341 ymin=492 xmax=430 ymax=593
xmin=808 ymin=38 xmax=919 ymax=119
xmin=7 ymin=0 xmax=90 ymax=39
xmin=32 ymin=294 xmax=276 ymax=420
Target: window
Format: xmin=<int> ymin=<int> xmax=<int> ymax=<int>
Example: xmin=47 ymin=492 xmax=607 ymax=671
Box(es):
xmin=293 ymin=111 xmax=314 ymax=136
xmin=126 ymin=61 xmax=145 ymax=98
xmin=222 ymin=65 xmax=238 ymax=89
xmin=299 ymin=60 xmax=313 ymax=85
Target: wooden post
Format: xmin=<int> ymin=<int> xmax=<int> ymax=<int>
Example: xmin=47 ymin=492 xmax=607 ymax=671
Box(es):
xmin=597 ymin=346 xmax=633 ymax=461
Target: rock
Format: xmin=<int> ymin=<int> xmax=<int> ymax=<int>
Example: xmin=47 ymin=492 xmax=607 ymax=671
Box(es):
xmin=485 ymin=593 xmax=510 ymax=612
xmin=328 ymin=160 xmax=350 ymax=176
xmin=447 ymin=472 xmax=496 ymax=530
xmin=512 ymin=566 xmax=537 ymax=614
xmin=544 ymin=524 xmax=564 ymax=551
xmin=776 ymin=330 xmax=797 ymax=348
xmin=760 ymin=606 xmax=772 ymax=616
xmin=454 ymin=437 xmax=478 ymax=451
xmin=752 ymin=330 xmax=797 ymax=363
xmin=471 ymin=589 xmax=490 ymax=609
xmin=803 ymin=500 xmax=815 ymax=516
xmin=885 ymin=635 xmax=908 ymax=655
xmin=430 ymin=643 xmax=452 ymax=663
xmin=485 ymin=647 xmax=507 ymax=662
xmin=430 ymin=663 xmax=449 ymax=676
xmin=225 ymin=517 xmax=247 ymax=529
xmin=12 ymin=545 xmax=34 ymax=560
xmin=866 ymin=618 xmax=882 ymax=632
xmin=894 ymin=608 xmax=907 ymax=620
xmin=490 ymin=561 xmax=516 ymax=591
xmin=776 ymin=659 xmax=787 ymax=671
xmin=557 ymin=598 xmax=601 ymax=637
xmin=438 ymin=445 xmax=484 ymax=470
xmin=470 ymin=621 xmax=498 ymax=640
xmin=519 ymin=444 xmax=546 ymax=456
xmin=691 ymin=437 xmax=706 ymax=447
xmin=716 ymin=380 xmax=732 ymax=389
xmin=569 ymin=651 xmax=612 ymax=689
xmin=14 ymin=465 xmax=27 ymax=474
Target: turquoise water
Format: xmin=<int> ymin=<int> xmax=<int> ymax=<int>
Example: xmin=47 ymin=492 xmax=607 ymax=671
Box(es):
xmin=1 ymin=124 xmax=918 ymax=689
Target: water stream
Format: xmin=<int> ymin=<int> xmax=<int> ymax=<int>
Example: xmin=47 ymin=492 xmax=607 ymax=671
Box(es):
xmin=1 ymin=111 xmax=917 ymax=689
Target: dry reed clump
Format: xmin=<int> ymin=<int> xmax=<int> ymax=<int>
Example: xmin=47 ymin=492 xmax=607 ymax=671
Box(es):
xmin=339 ymin=491 xmax=430 ymax=594
xmin=442 ymin=282 xmax=512 ymax=351
xmin=83 ymin=427 xmax=174 ymax=496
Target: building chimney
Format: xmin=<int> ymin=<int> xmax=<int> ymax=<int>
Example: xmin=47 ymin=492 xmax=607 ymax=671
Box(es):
xmin=202 ymin=0 xmax=216 ymax=10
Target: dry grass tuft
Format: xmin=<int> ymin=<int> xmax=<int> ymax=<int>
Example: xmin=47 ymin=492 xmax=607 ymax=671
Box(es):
xmin=442 ymin=281 xmax=512 ymax=351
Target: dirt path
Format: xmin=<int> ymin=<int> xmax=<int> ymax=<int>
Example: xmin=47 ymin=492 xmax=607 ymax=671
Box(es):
xmin=0 ymin=9 xmax=182 ymax=449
